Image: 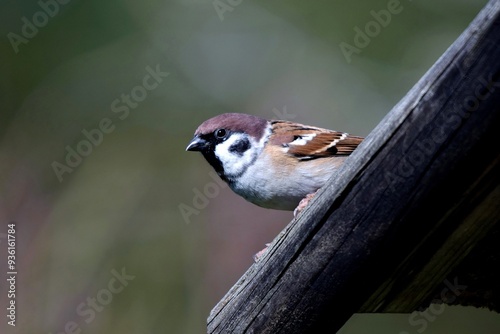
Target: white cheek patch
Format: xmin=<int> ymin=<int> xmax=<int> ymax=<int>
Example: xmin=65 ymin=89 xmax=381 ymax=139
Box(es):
xmin=215 ymin=124 xmax=271 ymax=179
xmin=215 ymin=133 xmax=258 ymax=178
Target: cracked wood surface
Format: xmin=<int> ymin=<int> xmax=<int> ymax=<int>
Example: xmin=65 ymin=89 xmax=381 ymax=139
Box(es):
xmin=208 ymin=1 xmax=500 ymax=333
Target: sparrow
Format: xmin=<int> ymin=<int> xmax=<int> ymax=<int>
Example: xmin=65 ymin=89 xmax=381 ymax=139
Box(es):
xmin=186 ymin=113 xmax=363 ymax=214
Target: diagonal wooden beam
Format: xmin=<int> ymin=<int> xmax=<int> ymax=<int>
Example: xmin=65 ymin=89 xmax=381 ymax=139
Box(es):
xmin=208 ymin=1 xmax=500 ymax=332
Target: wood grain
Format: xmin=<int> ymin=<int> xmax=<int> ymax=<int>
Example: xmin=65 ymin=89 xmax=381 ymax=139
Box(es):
xmin=208 ymin=1 xmax=500 ymax=332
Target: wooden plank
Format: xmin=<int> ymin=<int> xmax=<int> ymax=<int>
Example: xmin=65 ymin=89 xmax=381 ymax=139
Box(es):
xmin=208 ymin=1 xmax=500 ymax=333
xmin=360 ymin=160 xmax=500 ymax=313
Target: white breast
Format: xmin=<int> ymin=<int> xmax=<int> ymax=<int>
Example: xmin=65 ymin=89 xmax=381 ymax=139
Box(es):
xmin=229 ymin=148 xmax=336 ymax=211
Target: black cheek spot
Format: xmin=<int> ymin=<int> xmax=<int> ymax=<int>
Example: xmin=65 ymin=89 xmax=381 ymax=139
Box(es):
xmin=229 ymin=138 xmax=251 ymax=156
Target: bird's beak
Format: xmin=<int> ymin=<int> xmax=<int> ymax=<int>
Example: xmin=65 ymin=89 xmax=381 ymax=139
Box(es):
xmin=186 ymin=135 xmax=208 ymax=152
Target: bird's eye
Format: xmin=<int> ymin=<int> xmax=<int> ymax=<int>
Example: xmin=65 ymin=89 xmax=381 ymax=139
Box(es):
xmin=215 ymin=129 xmax=227 ymax=138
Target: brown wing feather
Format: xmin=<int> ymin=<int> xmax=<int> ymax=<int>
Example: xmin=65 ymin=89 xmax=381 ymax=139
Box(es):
xmin=270 ymin=120 xmax=363 ymax=159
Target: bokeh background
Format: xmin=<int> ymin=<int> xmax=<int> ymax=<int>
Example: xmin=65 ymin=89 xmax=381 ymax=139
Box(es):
xmin=1 ymin=0 xmax=499 ymax=333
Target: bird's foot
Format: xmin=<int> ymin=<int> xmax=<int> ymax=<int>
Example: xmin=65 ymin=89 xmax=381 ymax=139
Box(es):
xmin=293 ymin=191 xmax=318 ymax=217
xmin=253 ymin=243 xmax=271 ymax=262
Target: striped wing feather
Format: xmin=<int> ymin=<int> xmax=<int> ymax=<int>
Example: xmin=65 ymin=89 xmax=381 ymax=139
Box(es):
xmin=270 ymin=120 xmax=363 ymax=159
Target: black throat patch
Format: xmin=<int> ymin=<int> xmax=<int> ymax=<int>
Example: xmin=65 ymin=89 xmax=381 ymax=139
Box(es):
xmin=201 ymin=150 xmax=227 ymax=182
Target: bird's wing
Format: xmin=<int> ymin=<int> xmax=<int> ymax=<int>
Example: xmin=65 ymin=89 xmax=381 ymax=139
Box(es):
xmin=269 ymin=120 xmax=363 ymax=160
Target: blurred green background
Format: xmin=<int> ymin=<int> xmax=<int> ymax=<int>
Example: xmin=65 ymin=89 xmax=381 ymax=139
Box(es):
xmin=1 ymin=0 xmax=499 ymax=333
